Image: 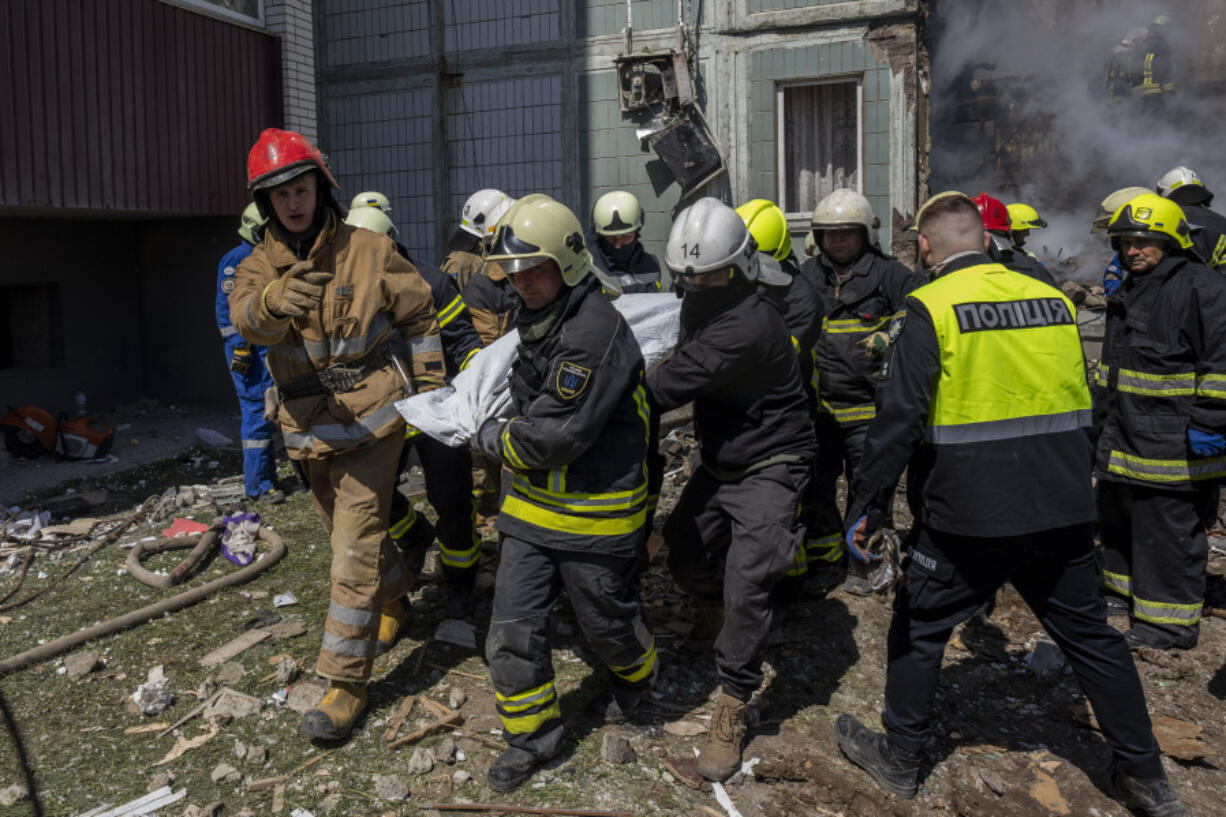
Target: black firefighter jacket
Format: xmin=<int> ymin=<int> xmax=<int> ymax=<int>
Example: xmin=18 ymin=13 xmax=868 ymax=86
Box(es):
xmin=491 ymin=276 xmax=650 ymax=555
xmin=801 ymin=251 xmax=925 ymax=426
xmin=397 ymin=244 xmax=484 ymax=379
xmin=590 ymin=236 xmax=663 ymax=294
xmin=647 ymin=283 xmax=816 ymax=480
xmin=1093 ymin=252 xmax=1226 ymax=490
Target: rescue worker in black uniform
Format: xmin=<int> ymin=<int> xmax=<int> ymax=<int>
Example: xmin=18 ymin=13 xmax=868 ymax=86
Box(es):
xmin=344 ymin=204 xmax=486 ymax=625
xmin=588 ymin=190 xmax=662 ymax=293
xmin=473 ymin=195 xmax=657 ymax=792
xmin=1094 ymin=193 xmax=1226 ymax=651
xmin=442 ymin=189 xmax=514 ymax=291
xmin=974 ymin=192 xmax=1057 ymax=287
xmin=1106 ymin=17 xmax=1174 ymax=115
xmin=1157 ymin=166 xmax=1226 ymax=271
xmin=836 ymin=192 xmax=1186 ymax=817
xmin=649 ymin=198 xmax=816 ymax=782
xmin=800 ymin=189 xmax=925 ymax=595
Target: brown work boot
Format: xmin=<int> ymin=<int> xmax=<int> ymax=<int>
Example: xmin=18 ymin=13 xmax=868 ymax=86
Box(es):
xmin=685 ymin=604 xmax=725 ymax=652
xmin=301 ymin=681 xmax=367 ymax=740
xmin=696 ymin=690 xmax=748 ymax=781
xmin=375 ymin=597 xmax=411 ymax=655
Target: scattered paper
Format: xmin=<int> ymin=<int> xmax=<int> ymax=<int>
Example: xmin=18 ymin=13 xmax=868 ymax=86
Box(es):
xmin=273 ymin=591 xmax=298 ymax=608
xmin=154 ymin=727 xmax=219 ymax=766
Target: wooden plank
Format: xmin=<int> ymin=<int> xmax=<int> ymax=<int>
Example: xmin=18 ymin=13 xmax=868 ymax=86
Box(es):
xmin=383 ymin=695 xmax=416 ymax=742
xmin=198 ymin=629 xmax=271 ymax=667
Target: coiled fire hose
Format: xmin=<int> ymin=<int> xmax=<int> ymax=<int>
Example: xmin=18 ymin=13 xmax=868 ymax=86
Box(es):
xmin=0 ymin=524 xmax=285 ymax=676
xmin=865 ymin=528 xmax=904 ymax=593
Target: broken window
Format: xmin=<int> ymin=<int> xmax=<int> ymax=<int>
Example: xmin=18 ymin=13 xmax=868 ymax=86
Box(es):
xmin=0 ymin=284 xmax=65 ymax=370
xmin=777 ymin=79 xmax=862 ymax=217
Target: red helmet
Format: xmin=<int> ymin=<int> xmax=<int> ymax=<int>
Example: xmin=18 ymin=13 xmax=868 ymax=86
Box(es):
xmin=972 ymin=192 xmax=1011 ymax=233
xmin=247 ymin=128 xmax=339 ymax=192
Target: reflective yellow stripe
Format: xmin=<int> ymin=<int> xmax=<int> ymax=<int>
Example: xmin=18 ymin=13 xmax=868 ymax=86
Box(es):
xmin=1093 ymin=364 xmax=1110 ymax=388
xmin=822 ymin=315 xmax=891 ymax=335
xmin=786 ymin=540 xmax=809 ymax=576
xmin=820 ymin=400 xmax=876 ymax=424
xmin=495 ymin=681 xmax=561 ymax=734
xmin=405 ymin=424 xmax=422 ymax=439
xmin=1106 ymin=450 xmax=1226 ymax=483
xmin=496 ymin=680 xmax=557 ymax=709
xmin=1114 ymin=367 xmax=1195 ymax=397
xmin=610 ymin=641 xmax=658 ymax=684
xmin=548 ymin=467 xmax=566 ymax=493
xmin=1196 ymin=373 xmax=1226 ymax=400
xmin=1102 ymin=569 xmax=1131 ymax=596
xmin=806 ymin=532 xmax=844 ymax=563
xmin=501 ymin=495 xmax=646 ymax=536
xmin=501 ymin=421 xmax=529 ymax=470
xmin=1132 ymin=595 xmax=1201 ymax=626
xmin=510 ymin=477 xmax=647 ymax=512
xmin=437 ymin=294 xmax=466 ymax=328
xmin=1210 ymin=235 xmax=1226 ymax=269
xmin=389 ymin=507 xmax=417 ymax=538
xmin=440 ymin=542 xmax=480 ymax=568
xmin=459 ymin=347 xmax=479 ymax=371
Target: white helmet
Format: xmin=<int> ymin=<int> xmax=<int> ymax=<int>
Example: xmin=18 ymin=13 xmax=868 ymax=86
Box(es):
xmin=1157 ymin=166 xmax=1213 ymax=205
xmin=666 ymin=198 xmax=791 ymax=286
xmin=350 ymin=191 xmax=392 ymax=213
xmin=460 ymin=189 xmax=512 ymax=238
xmin=484 ymin=194 xmax=593 ymax=287
xmin=592 ymin=191 xmax=645 ymax=237
xmin=811 ymin=188 xmax=881 ymax=250
xmin=345 ymin=206 xmax=398 ymax=241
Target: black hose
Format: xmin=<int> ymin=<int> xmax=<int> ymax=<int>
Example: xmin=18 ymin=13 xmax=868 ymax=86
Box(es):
xmin=0 ymin=686 xmax=42 ymax=815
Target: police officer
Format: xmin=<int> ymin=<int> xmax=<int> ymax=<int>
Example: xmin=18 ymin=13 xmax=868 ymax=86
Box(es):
xmin=589 ymin=191 xmax=662 ymax=293
xmin=649 ymin=198 xmax=815 ymax=782
xmin=1094 ymin=193 xmax=1226 ymax=651
xmin=1092 ymin=186 xmax=1152 ymax=295
xmin=1157 ymin=166 xmax=1226 ymax=271
xmin=737 ymin=199 xmax=824 ymax=585
xmin=229 ymin=129 xmax=445 ymax=740
xmin=974 ymin=192 xmax=1057 ymax=287
xmin=801 ymin=189 xmax=925 ymax=594
xmin=217 ymin=203 xmax=283 ymax=504
xmin=836 ymin=192 xmax=1186 ymax=817
xmin=1006 ymin=202 xmax=1046 ymax=251
xmin=345 ymin=204 xmax=485 ymax=624
xmin=472 ymin=195 xmax=657 ymax=792
xmin=442 ymin=189 xmax=515 ymax=291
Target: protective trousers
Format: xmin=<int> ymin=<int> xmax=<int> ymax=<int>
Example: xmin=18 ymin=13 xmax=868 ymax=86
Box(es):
xmin=224 ymin=335 xmax=277 ymax=498
xmin=665 ymin=461 xmax=809 ymax=700
xmin=486 ymin=535 xmax=657 ymax=758
xmin=1097 ymin=480 xmax=1214 ymax=643
xmin=804 ymin=419 xmax=869 ymax=566
xmin=884 ymin=523 xmax=1163 ymax=778
xmin=303 ymin=433 xmax=414 ymax=682
xmin=472 ymin=452 xmax=504 ymax=516
xmin=390 ymin=433 xmax=480 ymax=588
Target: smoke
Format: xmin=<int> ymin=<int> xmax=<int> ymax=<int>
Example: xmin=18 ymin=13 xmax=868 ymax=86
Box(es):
xmin=928 ymin=0 xmax=1226 ymax=279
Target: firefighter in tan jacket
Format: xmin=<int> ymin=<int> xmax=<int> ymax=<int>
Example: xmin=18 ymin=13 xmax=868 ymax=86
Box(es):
xmin=230 ymin=128 xmax=445 ymax=740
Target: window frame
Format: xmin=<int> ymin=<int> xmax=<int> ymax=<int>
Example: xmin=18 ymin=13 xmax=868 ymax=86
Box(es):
xmin=157 ymin=0 xmax=264 ymax=28
xmin=775 ymin=75 xmax=864 ymax=220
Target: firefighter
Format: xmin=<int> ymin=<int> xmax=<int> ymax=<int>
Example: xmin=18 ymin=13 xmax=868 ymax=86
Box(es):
xmin=974 ymin=192 xmax=1056 ymax=287
xmin=350 ymin=191 xmax=393 ymax=214
xmin=472 ymin=195 xmax=656 ymax=792
xmin=1006 ymin=202 xmax=1046 ymax=251
xmin=1092 ymin=186 xmax=1152 ymax=295
xmin=800 ymin=189 xmax=924 ymax=595
xmin=345 ymin=204 xmax=485 ymax=622
xmin=650 ymin=198 xmax=816 ymax=781
xmin=1094 ymin=193 xmax=1226 ymax=651
xmin=1106 ymin=17 xmax=1174 ymax=112
xmin=442 ymin=189 xmax=515 ymax=291
xmin=836 ymin=192 xmax=1186 ymax=817
xmin=737 ymin=198 xmax=824 ymax=587
xmin=589 ymin=191 xmax=662 ymax=293
xmin=216 ymin=203 xmax=283 ymax=504
xmin=1157 ymin=166 xmax=1226 ymax=271
xmin=229 ymin=129 xmax=445 ymax=740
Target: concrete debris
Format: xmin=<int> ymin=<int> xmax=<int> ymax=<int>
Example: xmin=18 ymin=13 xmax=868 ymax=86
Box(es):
xmin=146 ymin=771 xmax=176 ymax=794
xmin=286 ymin=681 xmax=328 ymax=714
xmin=977 ymin=767 xmax=1007 ymax=795
xmin=64 ymin=650 xmax=101 ymax=679
xmin=600 ymin=731 xmax=636 ymax=765
xmin=233 ymin=739 xmax=247 ymax=761
xmin=211 ymin=762 xmax=242 ymax=784
xmin=372 ymin=774 xmax=410 ymax=802
xmin=0 ymin=784 xmax=29 ymax=806
xmin=1060 ymin=280 xmax=1108 ymax=310
xmin=273 ymin=591 xmax=298 ymax=608
xmin=407 ymin=746 xmax=435 ymax=775
xmin=316 ymin=793 xmax=342 ymax=813
xmin=1152 ymin=715 xmax=1216 ymax=760
xmin=273 ymin=656 xmax=299 ymax=686
xmin=288 ymin=810 xmax=314 ymax=817
xmin=1025 ymin=638 xmax=1066 ymax=678
xmin=447 ymin=687 xmax=467 ymax=709
xmin=215 ymin=662 xmax=244 ymax=685
xmin=132 ymin=665 xmax=173 ymax=716
xmin=435 ymin=736 xmax=458 ymax=764
xmin=452 ymin=770 xmax=471 ymax=785
xmin=245 ymin=744 xmax=267 ymax=766
xmin=205 ymin=688 xmax=264 ymax=721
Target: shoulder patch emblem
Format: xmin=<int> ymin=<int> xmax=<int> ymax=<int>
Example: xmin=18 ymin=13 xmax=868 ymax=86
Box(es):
xmin=221 ymin=278 xmax=236 ymax=293
xmin=223 ymin=266 xmax=236 ymax=276
xmin=555 ymin=361 xmax=592 ymax=400
xmin=887 ymin=311 xmax=906 ymax=343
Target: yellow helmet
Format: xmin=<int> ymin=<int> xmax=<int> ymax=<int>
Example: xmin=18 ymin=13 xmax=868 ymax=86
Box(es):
xmin=1106 ymin=193 xmax=1193 ymax=251
xmin=1007 ymin=203 xmax=1046 ymax=231
xmin=238 ymin=202 xmax=267 ymax=245
xmin=1092 ymin=186 xmax=1151 ymax=233
xmin=735 ymin=199 xmax=792 ymax=261
xmin=484 ymin=194 xmax=592 ymax=286
xmin=345 ymin=205 xmax=399 ymax=241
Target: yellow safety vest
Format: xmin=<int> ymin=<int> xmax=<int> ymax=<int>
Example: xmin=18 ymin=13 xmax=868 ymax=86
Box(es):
xmin=912 ymin=263 xmax=1091 ymax=444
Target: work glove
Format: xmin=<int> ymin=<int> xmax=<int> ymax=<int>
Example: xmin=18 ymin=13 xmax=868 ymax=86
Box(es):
xmin=474 ymin=417 xmax=506 ymax=462
xmin=229 ymin=344 xmax=253 ymax=374
xmin=262 ymin=260 xmax=334 ymax=318
xmin=845 ymin=514 xmax=880 ymax=564
xmin=1188 ymin=427 xmax=1226 ymax=458
xmin=856 ymin=331 xmax=890 ymax=359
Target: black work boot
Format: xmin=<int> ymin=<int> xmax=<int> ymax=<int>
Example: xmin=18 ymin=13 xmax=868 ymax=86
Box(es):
xmin=487 ymin=746 xmax=545 ymax=792
xmin=1108 ymin=762 xmax=1188 ymax=817
xmin=1125 ymin=623 xmax=1197 ymax=651
xmin=843 ymin=559 xmax=876 ymax=597
xmin=803 ymin=554 xmax=848 ymax=596
xmin=835 ymin=714 xmax=920 ymax=798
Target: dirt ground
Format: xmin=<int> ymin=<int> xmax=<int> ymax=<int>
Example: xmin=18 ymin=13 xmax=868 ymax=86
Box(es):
xmin=1 ymin=440 xmax=1225 ymax=817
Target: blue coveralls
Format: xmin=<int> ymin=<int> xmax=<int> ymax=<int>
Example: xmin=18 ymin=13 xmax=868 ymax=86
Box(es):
xmin=216 ymin=241 xmax=278 ymax=498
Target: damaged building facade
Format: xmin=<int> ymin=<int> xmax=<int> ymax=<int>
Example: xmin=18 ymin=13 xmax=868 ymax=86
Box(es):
xmin=316 ymin=0 xmax=928 ymax=268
